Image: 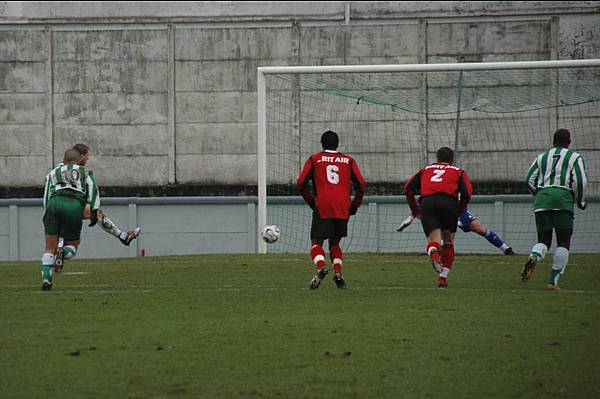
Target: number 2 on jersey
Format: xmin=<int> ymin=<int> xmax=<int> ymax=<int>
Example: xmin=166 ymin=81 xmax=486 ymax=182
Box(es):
xmin=430 ymin=170 xmax=446 ymax=182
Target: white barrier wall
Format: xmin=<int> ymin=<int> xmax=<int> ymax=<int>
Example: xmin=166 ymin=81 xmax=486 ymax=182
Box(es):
xmin=1 ymin=196 xmax=598 ymax=261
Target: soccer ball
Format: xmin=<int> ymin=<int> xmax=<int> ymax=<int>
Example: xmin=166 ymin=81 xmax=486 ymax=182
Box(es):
xmin=261 ymin=225 xmax=281 ymax=244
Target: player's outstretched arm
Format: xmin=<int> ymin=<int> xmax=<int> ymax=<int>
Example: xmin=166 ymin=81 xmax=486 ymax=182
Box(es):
xmin=396 ymin=214 xmax=414 ymax=232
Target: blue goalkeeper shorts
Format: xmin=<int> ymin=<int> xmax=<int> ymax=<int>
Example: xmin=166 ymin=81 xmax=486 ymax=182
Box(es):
xmin=457 ymin=209 xmax=478 ymax=232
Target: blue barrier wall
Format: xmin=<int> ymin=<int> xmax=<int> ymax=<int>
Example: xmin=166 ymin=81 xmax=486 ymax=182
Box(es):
xmin=1 ymin=196 xmax=598 ymax=261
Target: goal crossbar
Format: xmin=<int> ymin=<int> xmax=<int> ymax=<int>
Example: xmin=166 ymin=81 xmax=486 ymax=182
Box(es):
xmin=258 ymin=59 xmax=600 ymax=76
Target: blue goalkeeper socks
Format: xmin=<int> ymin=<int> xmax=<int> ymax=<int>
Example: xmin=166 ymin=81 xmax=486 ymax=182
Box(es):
xmin=484 ymin=229 xmax=505 ymax=249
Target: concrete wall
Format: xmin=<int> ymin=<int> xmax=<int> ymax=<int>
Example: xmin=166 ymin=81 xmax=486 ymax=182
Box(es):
xmin=1 ymin=195 xmax=598 ymax=261
xmin=1 ymin=2 xmax=599 ymax=190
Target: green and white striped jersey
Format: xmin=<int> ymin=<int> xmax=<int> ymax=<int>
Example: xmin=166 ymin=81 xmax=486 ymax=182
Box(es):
xmin=43 ymin=163 xmax=100 ymax=210
xmin=525 ymin=146 xmax=587 ymax=211
xmin=86 ymin=170 xmax=100 ymax=211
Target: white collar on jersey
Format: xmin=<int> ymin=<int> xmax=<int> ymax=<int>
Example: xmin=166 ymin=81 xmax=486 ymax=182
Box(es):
xmin=324 ymin=150 xmax=339 ymax=153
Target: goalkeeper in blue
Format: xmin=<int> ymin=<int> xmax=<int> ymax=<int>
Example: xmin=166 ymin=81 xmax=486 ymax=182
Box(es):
xmin=457 ymin=208 xmax=514 ymax=255
xmin=521 ymin=128 xmax=587 ymax=290
xmin=397 ymin=207 xmax=514 ymax=255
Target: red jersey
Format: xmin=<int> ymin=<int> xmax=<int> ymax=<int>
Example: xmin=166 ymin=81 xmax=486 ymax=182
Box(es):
xmin=297 ymin=150 xmax=366 ymax=219
xmin=404 ymin=162 xmax=473 ymax=216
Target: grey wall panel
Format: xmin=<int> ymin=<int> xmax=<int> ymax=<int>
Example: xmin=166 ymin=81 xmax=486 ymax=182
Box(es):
xmin=176 ymin=154 xmax=257 ymax=184
xmin=299 ymin=26 xmax=347 ymax=59
xmin=53 ymin=94 xmax=168 ymax=125
xmin=176 ymin=27 xmax=294 ymax=61
xmin=83 ymin=155 xmax=169 ymax=186
xmin=53 ymin=125 xmax=168 ymax=155
xmin=0 ymin=125 xmax=47 ymax=155
xmin=6 ymin=2 xmax=594 ymax=21
xmin=0 ymin=61 xmax=46 ymax=92
xmin=176 ymin=123 xmax=257 ymax=155
xmin=347 ymin=24 xmax=420 ymax=58
xmin=0 ymin=206 xmax=8 ymax=235
xmin=559 ymin=14 xmax=600 ymax=60
xmin=137 ymin=204 xmax=250 ymax=232
xmin=0 ymin=156 xmax=48 ymax=186
xmin=176 ymin=60 xmax=259 ymax=92
xmin=53 ymin=61 xmax=168 ymax=93
xmin=139 ymin=232 xmax=251 ymax=256
xmin=0 ymin=93 xmax=46 ymax=124
xmin=428 ymin=20 xmax=551 ymax=57
xmin=176 ymin=91 xmax=257 ymax=123
xmin=345 ymin=55 xmax=420 ymax=65
xmin=16 ymin=205 xmax=44 ymax=260
xmin=0 ymin=30 xmax=47 ymax=61
xmin=53 ymin=30 xmax=168 ymax=61
xmin=0 ymin=238 xmax=8 ymax=259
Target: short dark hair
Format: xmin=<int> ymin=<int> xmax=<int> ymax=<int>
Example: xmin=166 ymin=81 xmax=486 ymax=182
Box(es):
xmin=321 ymin=130 xmax=339 ymax=150
xmin=63 ymin=148 xmax=81 ymax=163
xmin=436 ymin=147 xmax=454 ymax=163
xmin=553 ymin=129 xmax=571 ymax=147
xmin=72 ymin=143 xmax=90 ymax=155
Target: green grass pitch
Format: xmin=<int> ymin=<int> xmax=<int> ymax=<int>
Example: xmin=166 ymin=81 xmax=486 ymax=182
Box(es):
xmin=1 ymin=253 xmax=599 ymax=398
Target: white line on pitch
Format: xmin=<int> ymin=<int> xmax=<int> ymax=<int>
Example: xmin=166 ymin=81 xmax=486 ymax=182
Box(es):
xmin=61 ymin=272 xmax=93 ymax=275
xmin=6 ymin=285 xmax=599 ymax=295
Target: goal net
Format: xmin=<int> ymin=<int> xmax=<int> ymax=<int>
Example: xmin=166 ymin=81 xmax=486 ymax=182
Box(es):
xmin=257 ymin=60 xmax=600 ymax=254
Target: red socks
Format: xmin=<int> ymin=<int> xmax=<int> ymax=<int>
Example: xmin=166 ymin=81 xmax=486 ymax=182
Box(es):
xmin=330 ymin=245 xmax=343 ymax=273
xmin=427 ymin=242 xmax=441 ymax=262
xmin=311 ymin=241 xmax=344 ymax=273
xmin=441 ymin=244 xmax=455 ymax=269
xmin=310 ymin=243 xmax=326 ymax=269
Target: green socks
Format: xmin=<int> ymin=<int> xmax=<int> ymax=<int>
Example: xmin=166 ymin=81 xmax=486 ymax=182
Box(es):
xmin=41 ymin=265 xmax=53 ymax=283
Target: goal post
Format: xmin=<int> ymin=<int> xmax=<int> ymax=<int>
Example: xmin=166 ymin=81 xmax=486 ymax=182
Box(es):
xmin=257 ymin=59 xmax=600 ymax=254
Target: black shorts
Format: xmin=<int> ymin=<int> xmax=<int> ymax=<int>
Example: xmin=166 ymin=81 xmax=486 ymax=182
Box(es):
xmin=311 ymin=211 xmax=348 ymax=240
xmin=420 ymin=194 xmax=460 ymax=237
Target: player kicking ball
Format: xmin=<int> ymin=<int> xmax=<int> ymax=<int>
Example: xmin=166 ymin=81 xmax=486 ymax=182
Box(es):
xmin=297 ymin=130 xmax=366 ymax=289
xmin=402 ymin=147 xmax=473 ymax=288
xmin=41 ymin=149 xmax=91 ymax=290
xmin=53 ymin=143 xmax=141 ymax=272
